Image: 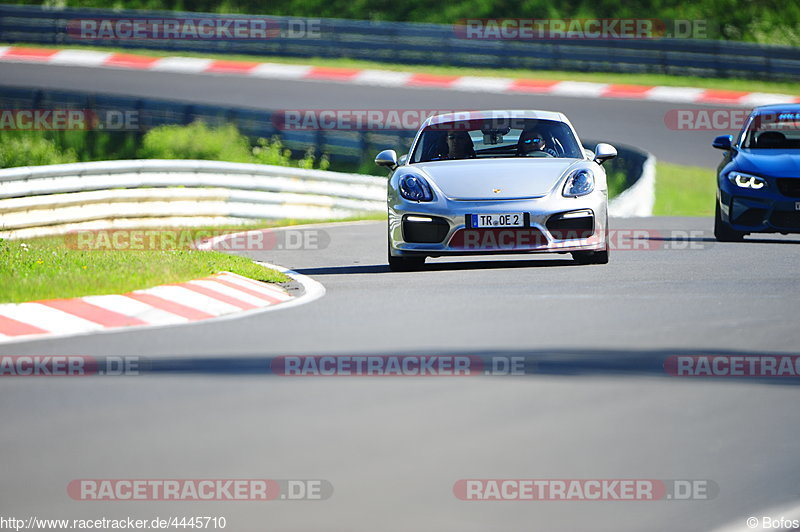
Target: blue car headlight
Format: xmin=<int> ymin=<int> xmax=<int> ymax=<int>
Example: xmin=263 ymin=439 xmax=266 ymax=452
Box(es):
xmin=727 ymin=172 xmax=767 ymax=190
xmin=563 ymin=169 xmax=595 ymax=197
xmin=398 ymin=174 xmax=433 ymax=202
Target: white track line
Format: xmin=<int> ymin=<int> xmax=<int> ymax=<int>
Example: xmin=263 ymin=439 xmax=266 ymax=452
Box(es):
xmin=49 ymin=50 xmax=113 ymax=66
xmin=353 ymin=69 xmax=414 ymax=86
xmin=450 ymin=76 xmax=515 ymax=92
xmin=249 ymin=63 xmax=313 ymax=79
xmin=151 ymin=57 xmax=214 ymax=72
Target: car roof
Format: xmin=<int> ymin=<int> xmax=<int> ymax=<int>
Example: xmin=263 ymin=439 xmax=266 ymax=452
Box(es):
xmin=752 ymin=103 xmax=800 ymax=114
xmin=422 ymin=110 xmax=569 ymax=128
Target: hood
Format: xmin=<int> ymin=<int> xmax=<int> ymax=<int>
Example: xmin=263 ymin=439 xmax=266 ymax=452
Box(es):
xmin=410 ymin=158 xmax=581 ymax=200
xmin=733 ymin=149 xmax=800 ymax=178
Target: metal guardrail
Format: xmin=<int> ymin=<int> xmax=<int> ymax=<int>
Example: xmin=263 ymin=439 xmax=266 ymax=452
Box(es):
xmin=1 ymin=4 xmax=799 ymax=80
xmin=0 ymin=159 xmax=386 ymax=238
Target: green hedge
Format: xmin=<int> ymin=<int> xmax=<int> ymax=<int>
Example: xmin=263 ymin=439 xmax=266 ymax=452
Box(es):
xmin=0 ymin=121 xmax=329 ymax=170
xmin=5 ymin=0 xmax=799 ymax=44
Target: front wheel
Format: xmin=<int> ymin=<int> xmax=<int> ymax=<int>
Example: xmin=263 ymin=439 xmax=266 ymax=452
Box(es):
xmin=714 ymin=202 xmax=746 ymax=242
xmin=572 ymin=249 xmax=609 ymax=265
xmin=388 ymin=254 xmax=425 ymax=272
xmin=572 ymin=219 xmax=610 ymax=265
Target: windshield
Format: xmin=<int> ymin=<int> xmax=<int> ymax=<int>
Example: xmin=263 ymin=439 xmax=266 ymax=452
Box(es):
xmin=741 ymin=111 xmax=800 ymax=149
xmin=410 ymin=118 xmax=584 ymax=163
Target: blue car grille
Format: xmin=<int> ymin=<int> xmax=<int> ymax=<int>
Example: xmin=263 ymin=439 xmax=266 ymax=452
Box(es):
xmin=777 ymin=178 xmax=800 ymax=198
xmin=770 ymin=211 xmax=800 ymax=229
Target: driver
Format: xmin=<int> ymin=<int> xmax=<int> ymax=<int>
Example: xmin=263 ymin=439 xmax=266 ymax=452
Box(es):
xmin=446 ymin=131 xmax=476 ymax=159
xmin=517 ymin=130 xmax=556 ymax=157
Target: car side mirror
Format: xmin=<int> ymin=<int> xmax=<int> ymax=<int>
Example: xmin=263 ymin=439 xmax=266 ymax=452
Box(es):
xmin=712 ymin=135 xmax=733 ymax=150
xmin=594 ymin=143 xmax=617 ymax=165
xmin=375 ymin=149 xmax=398 ymax=170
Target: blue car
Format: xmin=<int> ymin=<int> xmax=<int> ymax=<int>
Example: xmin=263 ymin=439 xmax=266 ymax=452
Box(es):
xmin=712 ymin=104 xmax=800 ymax=241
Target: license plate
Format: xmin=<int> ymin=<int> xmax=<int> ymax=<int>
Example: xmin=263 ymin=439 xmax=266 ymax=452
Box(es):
xmin=469 ymin=213 xmax=524 ymax=228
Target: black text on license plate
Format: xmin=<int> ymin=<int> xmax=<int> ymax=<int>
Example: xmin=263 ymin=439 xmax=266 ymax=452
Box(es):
xmin=469 ymin=213 xmax=525 ymax=228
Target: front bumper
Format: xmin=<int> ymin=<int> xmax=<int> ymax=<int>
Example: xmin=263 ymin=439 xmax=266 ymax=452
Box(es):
xmin=389 ymin=194 xmax=608 ymax=257
xmin=718 ymin=176 xmax=800 ymax=233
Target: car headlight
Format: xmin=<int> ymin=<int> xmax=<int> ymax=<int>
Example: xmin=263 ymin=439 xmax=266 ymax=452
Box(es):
xmin=728 ymin=172 xmax=767 ymax=190
xmin=398 ymin=174 xmax=433 ymax=202
xmin=563 ymin=169 xmax=595 ymax=197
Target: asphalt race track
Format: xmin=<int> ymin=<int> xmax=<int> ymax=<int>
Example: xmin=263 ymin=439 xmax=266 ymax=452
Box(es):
xmin=1 ymin=62 xmax=730 ymax=167
xmin=1 ymin=62 xmax=800 ymax=532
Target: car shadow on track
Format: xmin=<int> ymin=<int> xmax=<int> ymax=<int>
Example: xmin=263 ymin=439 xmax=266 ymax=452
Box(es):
xmin=646 ymin=235 xmax=800 ymax=245
xmin=740 ymin=237 xmax=800 ymax=244
xmin=295 ymin=258 xmax=579 ymax=276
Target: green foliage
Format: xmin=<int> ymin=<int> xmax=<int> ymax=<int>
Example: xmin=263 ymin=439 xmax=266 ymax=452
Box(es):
xmin=0 ymin=132 xmax=78 ymax=168
xmin=606 ymin=168 xmax=628 ymax=199
xmin=0 ymin=122 xmax=331 ymax=170
xmin=138 ymin=123 xmax=331 ymax=168
xmin=137 ymin=121 xmax=253 ymax=162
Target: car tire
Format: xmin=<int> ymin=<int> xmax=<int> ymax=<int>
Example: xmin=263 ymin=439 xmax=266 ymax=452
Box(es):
xmin=571 ymin=249 xmax=609 ymax=265
xmin=388 ymin=254 xmax=426 ymax=272
xmin=572 ymin=218 xmax=610 ymax=265
xmin=387 ymin=224 xmax=426 ymax=271
xmin=714 ymin=202 xmax=746 ymax=242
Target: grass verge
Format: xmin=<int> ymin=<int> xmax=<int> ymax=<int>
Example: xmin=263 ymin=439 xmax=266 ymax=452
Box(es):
xmin=1 ymin=215 xmax=388 ymax=303
xmin=0 ymin=236 xmax=288 ymax=304
xmin=6 ymin=42 xmax=799 ymax=96
xmin=653 ymin=162 xmax=717 ymax=217
xmin=1 ymin=219 xmax=357 ymax=304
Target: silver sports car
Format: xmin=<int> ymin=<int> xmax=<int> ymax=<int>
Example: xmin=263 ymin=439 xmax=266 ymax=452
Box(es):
xmin=376 ymin=110 xmax=618 ymax=271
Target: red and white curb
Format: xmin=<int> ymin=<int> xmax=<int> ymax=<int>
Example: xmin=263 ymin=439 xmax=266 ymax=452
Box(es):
xmin=0 ymin=45 xmax=797 ymax=107
xmin=0 ymin=266 xmax=324 ymax=344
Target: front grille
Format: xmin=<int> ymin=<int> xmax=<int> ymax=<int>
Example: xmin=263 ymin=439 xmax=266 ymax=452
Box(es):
xmin=769 ymin=211 xmax=800 ymax=229
xmin=546 ymin=212 xmax=594 ymax=239
xmin=402 ymin=216 xmax=450 ymax=243
xmin=777 ymin=178 xmax=800 ymax=198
